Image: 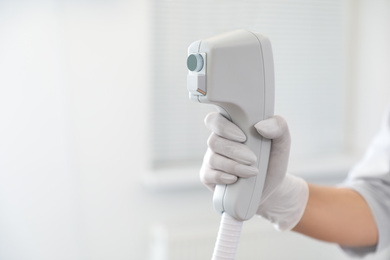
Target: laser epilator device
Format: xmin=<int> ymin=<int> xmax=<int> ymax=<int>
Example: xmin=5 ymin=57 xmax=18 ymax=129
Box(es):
xmin=187 ymin=30 xmax=275 ymax=222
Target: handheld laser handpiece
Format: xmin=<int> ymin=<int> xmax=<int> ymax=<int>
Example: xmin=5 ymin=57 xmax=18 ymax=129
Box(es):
xmin=187 ymin=30 xmax=275 ymax=222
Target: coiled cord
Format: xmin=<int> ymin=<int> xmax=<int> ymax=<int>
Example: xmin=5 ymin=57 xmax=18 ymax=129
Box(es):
xmin=211 ymin=212 xmax=243 ymax=260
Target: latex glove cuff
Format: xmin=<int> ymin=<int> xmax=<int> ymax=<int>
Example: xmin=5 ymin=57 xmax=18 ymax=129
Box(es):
xmin=257 ymin=174 xmax=309 ymax=231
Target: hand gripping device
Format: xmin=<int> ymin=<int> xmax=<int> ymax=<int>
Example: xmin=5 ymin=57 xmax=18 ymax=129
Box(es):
xmin=187 ymin=30 xmax=275 ymax=221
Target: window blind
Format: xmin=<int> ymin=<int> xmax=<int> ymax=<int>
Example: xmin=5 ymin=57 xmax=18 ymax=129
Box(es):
xmin=151 ymin=0 xmax=347 ymax=168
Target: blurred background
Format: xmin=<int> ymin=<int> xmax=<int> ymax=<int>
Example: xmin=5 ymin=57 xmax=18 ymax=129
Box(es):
xmin=0 ymin=0 xmax=389 ymax=259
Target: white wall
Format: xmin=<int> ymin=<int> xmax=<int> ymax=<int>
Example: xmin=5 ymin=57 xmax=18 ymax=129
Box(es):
xmin=0 ymin=1 xmax=154 ymax=259
xmin=61 ymin=1 xmax=153 ymax=259
xmin=349 ymin=0 xmax=390 ymax=153
xmin=0 ymin=1 xmax=389 ymax=259
xmin=0 ymin=1 xmax=82 ymax=259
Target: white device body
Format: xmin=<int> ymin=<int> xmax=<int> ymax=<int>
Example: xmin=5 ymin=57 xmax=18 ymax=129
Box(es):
xmin=187 ymin=30 xmax=275 ymax=221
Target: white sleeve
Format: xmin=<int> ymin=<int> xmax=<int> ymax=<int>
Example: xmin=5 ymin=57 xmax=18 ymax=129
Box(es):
xmin=341 ymin=106 xmax=390 ymax=257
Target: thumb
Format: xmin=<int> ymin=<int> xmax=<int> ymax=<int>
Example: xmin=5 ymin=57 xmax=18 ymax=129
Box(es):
xmin=254 ymin=115 xmax=290 ymax=150
xmin=254 ymin=115 xmax=291 ymax=201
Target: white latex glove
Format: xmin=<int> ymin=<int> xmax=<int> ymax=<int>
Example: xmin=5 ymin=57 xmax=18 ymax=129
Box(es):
xmin=200 ymin=112 xmax=309 ymax=231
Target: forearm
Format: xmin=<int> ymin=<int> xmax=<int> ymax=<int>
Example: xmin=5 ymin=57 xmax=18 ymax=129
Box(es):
xmin=292 ymin=183 xmax=378 ymax=247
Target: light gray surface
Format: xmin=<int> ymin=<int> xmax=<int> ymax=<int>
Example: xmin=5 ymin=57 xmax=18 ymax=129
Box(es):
xmin=148 ymin=191 xmax=390 ymax=260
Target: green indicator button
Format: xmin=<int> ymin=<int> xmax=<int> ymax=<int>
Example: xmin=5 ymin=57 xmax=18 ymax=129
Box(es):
xmin=187 ymin=54 xmax=203 ymax=72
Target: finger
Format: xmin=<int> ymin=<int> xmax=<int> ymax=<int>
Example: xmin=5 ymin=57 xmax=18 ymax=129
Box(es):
xmin=206 ymin=151 xmax=258 ymax=178
xmin=205 ymin=112 xmax=246 ymax=142
xmin=255 ymin=115 xmax=291 ymax=150
xmin=255 ymin=116 xmax=291 ymax=198
xmin=200 ymin=166 xmax=238 ymax=188
xmin=207 ymin=133 xmax=257 ymax=165
xmin=254 ymin=115 xmax=288 ymax=139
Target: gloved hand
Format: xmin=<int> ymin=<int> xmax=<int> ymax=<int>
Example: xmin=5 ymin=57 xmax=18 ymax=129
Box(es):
xmin=200 ymin=112 xmax=309 ymax=231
